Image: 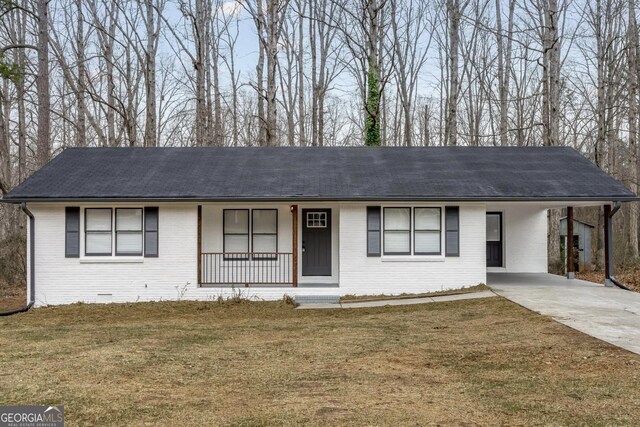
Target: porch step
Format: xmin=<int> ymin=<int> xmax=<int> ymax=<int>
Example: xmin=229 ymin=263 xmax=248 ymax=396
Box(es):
xmin=294 ymin=295 xmax=340 ymax=305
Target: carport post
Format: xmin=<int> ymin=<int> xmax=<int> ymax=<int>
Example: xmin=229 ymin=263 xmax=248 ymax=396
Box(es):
xmin=567 ymin=206 xmax=575 ymax=279
xmin=604 ymin=204 xmax=614 ymax=287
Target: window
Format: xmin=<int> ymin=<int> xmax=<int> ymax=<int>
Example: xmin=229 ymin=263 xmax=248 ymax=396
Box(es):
xmin=414 ymin=208 xmax=441 ymax=255
xmin=379 ymin=206 xmax=444 ymax=256
xmin=306 ymin=212 xmax=327 ymax=228
xmin=85 ymin=208 xmax=112 ymax=256
xmin=384 ymin=208 xmax=411 ymax=255
xmin=83 ymin=208 xmax=158 ymax=257
xmin=223 ymin=209 xmax=278 ymax=259
xmin=223 ymin=209 xmax=249 ymax=257
xmin=252 ymin=209 xmax=278 ymax=259
xmin=367 ymin=207 xmax=381 ymax=257
xmin=116 ymin=209 xmax=143 ymax=256
xmin=486 ymin=213 xmax=501 ymax=242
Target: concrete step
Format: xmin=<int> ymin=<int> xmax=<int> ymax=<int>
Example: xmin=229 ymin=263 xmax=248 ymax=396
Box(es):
xmin=294 ymin=295 xmax=340 ymax=305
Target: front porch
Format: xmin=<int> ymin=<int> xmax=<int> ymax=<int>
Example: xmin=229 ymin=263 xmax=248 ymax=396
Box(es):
xmin=197 ymin=203 xmax=340 ymax=287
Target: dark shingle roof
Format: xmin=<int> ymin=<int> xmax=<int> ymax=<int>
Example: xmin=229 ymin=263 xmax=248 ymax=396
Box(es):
xmin=2 ymin=146 xmax=636 ymax=202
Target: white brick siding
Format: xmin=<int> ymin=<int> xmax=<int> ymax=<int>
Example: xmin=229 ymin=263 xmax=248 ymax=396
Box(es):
xmin=27 ymin=201 xmax=548 ymax=306
xmin=485 ymin=204 xmax=548 ymax=273
xmin=338 ymin=204 xmax=487 ymax=294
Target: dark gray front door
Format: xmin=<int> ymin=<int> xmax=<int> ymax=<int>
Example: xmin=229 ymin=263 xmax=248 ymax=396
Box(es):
xmin=486 ymin=212 xmax=503 ymax=267
xmin=302 ymin=209 xmax=332 ymax=276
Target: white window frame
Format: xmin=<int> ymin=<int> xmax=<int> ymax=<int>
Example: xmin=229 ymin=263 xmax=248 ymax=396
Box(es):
xmin=115 ymin=208 xmax=144 ymax=256
xmin=223 ymin=208 xmax=279 ymax=259
xmin=381 ymin=205 xmax=445 ymax=258
xmin=413 ymin=207 xmax=442 ymax=256
xmin=306 ymin=211 xmax=328 ymax=228
xmin=84 ymin=208 xmax=113 ymax=256
xmin=383 ymin=207 xmax=412 ymax=255
xmin=82 ymin=207 xmax=148 ymax=259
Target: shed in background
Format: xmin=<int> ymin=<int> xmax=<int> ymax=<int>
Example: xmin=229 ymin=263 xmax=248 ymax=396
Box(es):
xmin=560 ymin=217 xmax=594 ymax=272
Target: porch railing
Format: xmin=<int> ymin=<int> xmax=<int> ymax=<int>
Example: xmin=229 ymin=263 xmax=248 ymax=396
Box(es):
xmin=200 ymin=252 xmax=293 ymax=286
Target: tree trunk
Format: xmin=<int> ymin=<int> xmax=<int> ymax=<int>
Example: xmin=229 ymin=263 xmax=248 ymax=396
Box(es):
xmin=213 ymin=35 xmax=223 ymax=147
xmin=36 ymin=0 xmax=50 ymax=166
xmin=256 ymin=0 xmax=267 ymax=146
xmin=297 ymin=0 xmax=306 ymax=147
xmin=495 ymin=0 xmax=514 ymax=146
xmin=548 ymin=0 xmax=560 ymax=146
xmin=144 ymin=0 xmax=158 ymax=147
xmin=106 ymin=6 xmax=117 ymax=147
xmin=265 ymin=0 xmax=280 ymax=146
xmin=628 ymin=0 xmax=639 ymax=257
xmin=364 ymin=0 xmax=381 ymax=146
xmin=195 ymin=0 xmax=208 ymax=146
xmin=446 ymin=0 xmax=460 ymax=146
xmin=0 ymin=79 xmax=11 ymax=194
xmin=76 ymin=0 xmax=87 ymax=147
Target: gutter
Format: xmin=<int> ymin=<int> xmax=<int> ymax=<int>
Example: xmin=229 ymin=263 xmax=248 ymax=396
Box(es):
xmin=0 ymin=203 xmax=35 ymax=316
xmin=1 ymin=196 xmax=639 ymax=204
xmin=606 ymin=201 xmax=631 ymax=290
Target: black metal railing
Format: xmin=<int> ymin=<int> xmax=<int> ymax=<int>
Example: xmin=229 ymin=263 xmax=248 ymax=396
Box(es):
xmin=200 ymin=252 xmax=293 ymax=285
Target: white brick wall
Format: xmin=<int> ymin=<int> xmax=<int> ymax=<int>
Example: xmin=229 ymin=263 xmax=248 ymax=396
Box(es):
xmin=28 ymin=201 xmax=547 ymax=306
xmin=486 ymin=204 xmax=548 ymax=273
xmin=338 ymin=204 xmax=487 ymax=294
xmin=31 ymin=203 xmax=199 ymax=306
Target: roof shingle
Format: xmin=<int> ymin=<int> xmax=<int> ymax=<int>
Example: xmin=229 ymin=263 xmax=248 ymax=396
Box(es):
xmin=2 ymin=146 xmax=636 ymax=202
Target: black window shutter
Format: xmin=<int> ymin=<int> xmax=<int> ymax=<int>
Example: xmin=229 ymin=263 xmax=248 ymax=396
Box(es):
xmin=367 ymin=206 xmax=381 ymax=257
xmin=144 ymin=207 xmax=159 ymax=257
xmin=445 ymin=207 xmax=460 ymax=257
xmin=65 ymin=207 xmax=80 ymax=258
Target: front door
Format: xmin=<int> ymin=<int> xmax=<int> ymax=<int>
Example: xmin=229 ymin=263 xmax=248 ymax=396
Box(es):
xmin=302 ymin=209 xmax=332 ymax=276
xmin=486 ymin=212 xmax=503 ymax=267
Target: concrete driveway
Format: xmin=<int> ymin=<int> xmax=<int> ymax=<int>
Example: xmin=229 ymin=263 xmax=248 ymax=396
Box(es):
xmin=488 ymin=273 xmax=640 ymax=355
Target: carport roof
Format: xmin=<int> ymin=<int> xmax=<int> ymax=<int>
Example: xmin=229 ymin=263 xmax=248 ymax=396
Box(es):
xmin=2 ymin=146 xmax=637 ymax=202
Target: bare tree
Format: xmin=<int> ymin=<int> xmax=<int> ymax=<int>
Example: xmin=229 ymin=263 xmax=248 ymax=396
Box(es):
xmin=390 ymin=0 xmax=433 ymax=146
xmin=141 ymin=0 xmax=164 ymax=147
xmin=36 ymin=0 xmax=50 ymax=166
xmin=75 ymin=0 xmax=86 ymax=147
xmin=495 ymin=0 xmax=514 ymax=146
xmin=628 ymin=0 xmax=639 ymax=257
xmin=444 ymin=0 xmax=468 ymax=146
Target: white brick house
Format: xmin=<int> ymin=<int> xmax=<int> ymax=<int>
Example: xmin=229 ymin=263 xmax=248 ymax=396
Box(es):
xmin=2 ymin=147 xmax=636 ymax=307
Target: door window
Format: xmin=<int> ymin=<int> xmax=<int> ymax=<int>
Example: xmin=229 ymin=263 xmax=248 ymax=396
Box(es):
xmin=306 ymin=212 xmax=327 ymax=228
xmin=486 ymin=214 xmax=501 ymax=241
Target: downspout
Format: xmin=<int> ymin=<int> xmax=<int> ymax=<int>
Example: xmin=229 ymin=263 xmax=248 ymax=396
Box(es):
xmin=605 ymin=201 xmax=630 ymax=290
xmin=0 ymin=202 xmax=35 ymax=316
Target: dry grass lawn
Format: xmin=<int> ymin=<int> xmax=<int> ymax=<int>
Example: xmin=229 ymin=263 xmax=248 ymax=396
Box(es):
xmin=1 ymin=297 xmax=640 ymax=426
xmin=340 ymin=283 xmax=490 ymax=302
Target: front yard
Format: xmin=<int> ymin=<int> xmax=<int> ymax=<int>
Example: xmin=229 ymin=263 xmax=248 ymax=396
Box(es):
xmin=1 ymin=297 xmax=639 ymax=426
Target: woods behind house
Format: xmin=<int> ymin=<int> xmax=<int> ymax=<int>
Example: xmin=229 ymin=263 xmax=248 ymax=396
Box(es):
xmin=1 ymin=0 xmax=640 ymax=287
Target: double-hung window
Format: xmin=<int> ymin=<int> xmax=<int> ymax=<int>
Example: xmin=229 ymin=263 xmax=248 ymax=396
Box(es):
xmin=252 ymin=209 xmax=278 ymax=259
xmin=383 ymin=208 xmax=411 ymax=255
xmin=223 ymin=209 xmax=249 ymax=258
xmin=381 ymin=207 xmax=443 ymax=256
xmin=115 ymin=208 xmax=143 ymax=256
xmin=81 ymin=207 xmax=158 ymax=257
xmin=414 ymin=208 xmax=441 ymax=255
xmin=85 ymin=209 xmax=113 ymax=256
xmin=223 ymin=209 xmax=278 ymax=259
